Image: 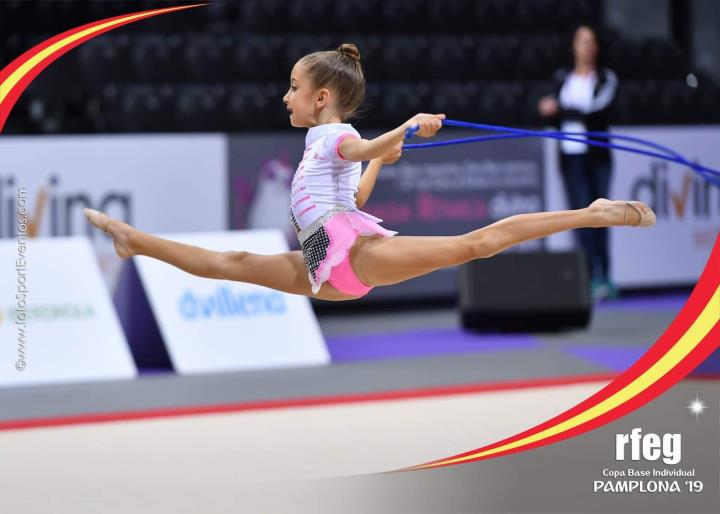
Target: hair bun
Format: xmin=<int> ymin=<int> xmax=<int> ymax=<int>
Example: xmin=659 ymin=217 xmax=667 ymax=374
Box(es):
xmin=337 ymin=43 xmax=361 ymax=62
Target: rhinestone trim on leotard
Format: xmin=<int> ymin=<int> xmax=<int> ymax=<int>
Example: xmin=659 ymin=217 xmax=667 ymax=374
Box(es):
xmin=291 ymin=204 xmax=356 ymax=245
xmin=289 ymin=204 xmax=356 ymax=285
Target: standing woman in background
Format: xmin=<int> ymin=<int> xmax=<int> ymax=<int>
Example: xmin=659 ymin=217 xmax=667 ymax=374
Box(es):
xmin=538 ymin=25 xmax=619 ymax=301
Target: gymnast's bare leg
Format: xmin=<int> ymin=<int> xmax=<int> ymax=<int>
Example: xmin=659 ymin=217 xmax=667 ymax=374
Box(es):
xmin=85 ymin=198 xmax=653 ymax=300
xmin=83 ymin=209 xmax=358 ymax=301
xmin=350 ymin=198 xmax=654 ymax=287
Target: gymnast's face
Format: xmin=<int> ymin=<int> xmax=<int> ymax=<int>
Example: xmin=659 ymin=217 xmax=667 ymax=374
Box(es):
xmin=573 ymin=26 xmax=598 ymax=66
xmin=283 ymin=62 xmax=331 ymax=128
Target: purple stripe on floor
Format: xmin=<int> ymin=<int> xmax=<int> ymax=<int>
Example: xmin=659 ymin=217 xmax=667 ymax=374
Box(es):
xmin=326 ymin=328 xmax=541 ymax=362
xmin=690 ymin=348 xmax=720 ymax=375
xmin=565 ymin=345 xmax=650 ymax=372
xmin=569 ymin=345 xmax=720 ymax=375
xmin=595 ymin=294 xmax=689 ymax=311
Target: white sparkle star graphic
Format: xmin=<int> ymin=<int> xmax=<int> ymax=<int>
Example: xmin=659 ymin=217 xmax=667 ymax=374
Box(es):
xmin=687 ymin=393 xmax=707 ymax=423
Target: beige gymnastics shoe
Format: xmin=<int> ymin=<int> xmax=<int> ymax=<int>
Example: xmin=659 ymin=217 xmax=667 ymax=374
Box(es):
xmin=83 ymin=208 xmax=134 ymax=258
xmin=83 ymin=207 xmax=111 ymax=233
xmin=590 ymin=198 xmax=656 ymax=228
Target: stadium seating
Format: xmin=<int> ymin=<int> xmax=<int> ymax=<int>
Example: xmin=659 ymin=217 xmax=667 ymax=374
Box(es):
xmin=1 ymin=0 xmax=716 ymax=134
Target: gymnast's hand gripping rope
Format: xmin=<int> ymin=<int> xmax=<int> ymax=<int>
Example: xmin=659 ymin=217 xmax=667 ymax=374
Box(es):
xmin=403 ymin=120 xmax=720 ymax=188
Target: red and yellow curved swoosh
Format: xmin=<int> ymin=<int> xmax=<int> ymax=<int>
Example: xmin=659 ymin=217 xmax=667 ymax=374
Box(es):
xmin=0 ymin=3 xmax=206 ymax=133
xmin=406 ymin=232 xmax=720 ymax=471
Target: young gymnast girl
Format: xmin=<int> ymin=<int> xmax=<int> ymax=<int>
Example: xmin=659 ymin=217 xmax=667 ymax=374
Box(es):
xmin=84 ymin=43 xmax=655 ymax=302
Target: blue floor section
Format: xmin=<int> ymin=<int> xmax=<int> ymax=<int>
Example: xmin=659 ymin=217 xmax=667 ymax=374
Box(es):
xmin=323 ymin=293 xmax=718 ymax=376
xmin=326 ymin=328 xmax=541 ymax=362
xmin=563 ymin=345 xmax=649 ymax=372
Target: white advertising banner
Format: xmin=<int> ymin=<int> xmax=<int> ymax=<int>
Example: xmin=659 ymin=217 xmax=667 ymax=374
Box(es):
xmin=545 ymin=125 xmax=720 ymax=287
xmin=0 ymin=237 xmax=136 ymax=387
xmin=133 ymin=229 xmax=329 ymax=374
xmin=0 ymin=134 xmax=226 ymax=292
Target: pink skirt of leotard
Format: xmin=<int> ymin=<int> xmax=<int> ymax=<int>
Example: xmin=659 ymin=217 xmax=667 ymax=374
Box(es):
xmin=292 ymin=206 xmax=398 ymax=297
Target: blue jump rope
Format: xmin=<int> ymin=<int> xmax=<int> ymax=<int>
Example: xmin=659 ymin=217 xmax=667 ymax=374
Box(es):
xmin=403 ymin=119 xmax=720 ymax=188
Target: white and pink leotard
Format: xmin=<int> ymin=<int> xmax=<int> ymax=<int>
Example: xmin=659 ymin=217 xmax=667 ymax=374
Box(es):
xmin=289 ymin=123 xmax=397 ymax=296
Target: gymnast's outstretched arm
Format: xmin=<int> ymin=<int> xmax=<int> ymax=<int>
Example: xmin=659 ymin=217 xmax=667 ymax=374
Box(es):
xmin=339 ymin=113 xmax=445 ymax=162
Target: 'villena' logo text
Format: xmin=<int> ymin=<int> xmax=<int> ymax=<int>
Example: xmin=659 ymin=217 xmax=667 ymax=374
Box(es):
xmin=179 ymin=287 xmax=287 ymax=320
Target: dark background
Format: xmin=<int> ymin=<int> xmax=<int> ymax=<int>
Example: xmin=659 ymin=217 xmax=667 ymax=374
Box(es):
xmin=1 ymin=0 xmax=718 ymax=135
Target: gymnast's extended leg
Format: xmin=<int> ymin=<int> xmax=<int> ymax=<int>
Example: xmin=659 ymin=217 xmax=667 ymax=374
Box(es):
xmin=83 ymin=209 xmax=358 ymax=301
xmin=351 ymin=199 xmax=654 ymax=287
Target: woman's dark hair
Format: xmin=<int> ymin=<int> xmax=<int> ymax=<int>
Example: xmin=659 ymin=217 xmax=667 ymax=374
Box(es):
xmin=298 ymin=43 xmax=365 ymax=120
xmin=571 ymin=24 xmax=606 ymax=68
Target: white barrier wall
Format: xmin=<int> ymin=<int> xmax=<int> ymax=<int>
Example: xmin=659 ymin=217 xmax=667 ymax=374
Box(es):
xmin=132 ymin=230 xmax=329 ymax=374
xmin=0 ymin=237 xmax=136 ymax=387
xmin=545 ymin=126 xmax=720 ymax=286
xmin=0 ymin=134 xmax=227 ymax=292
